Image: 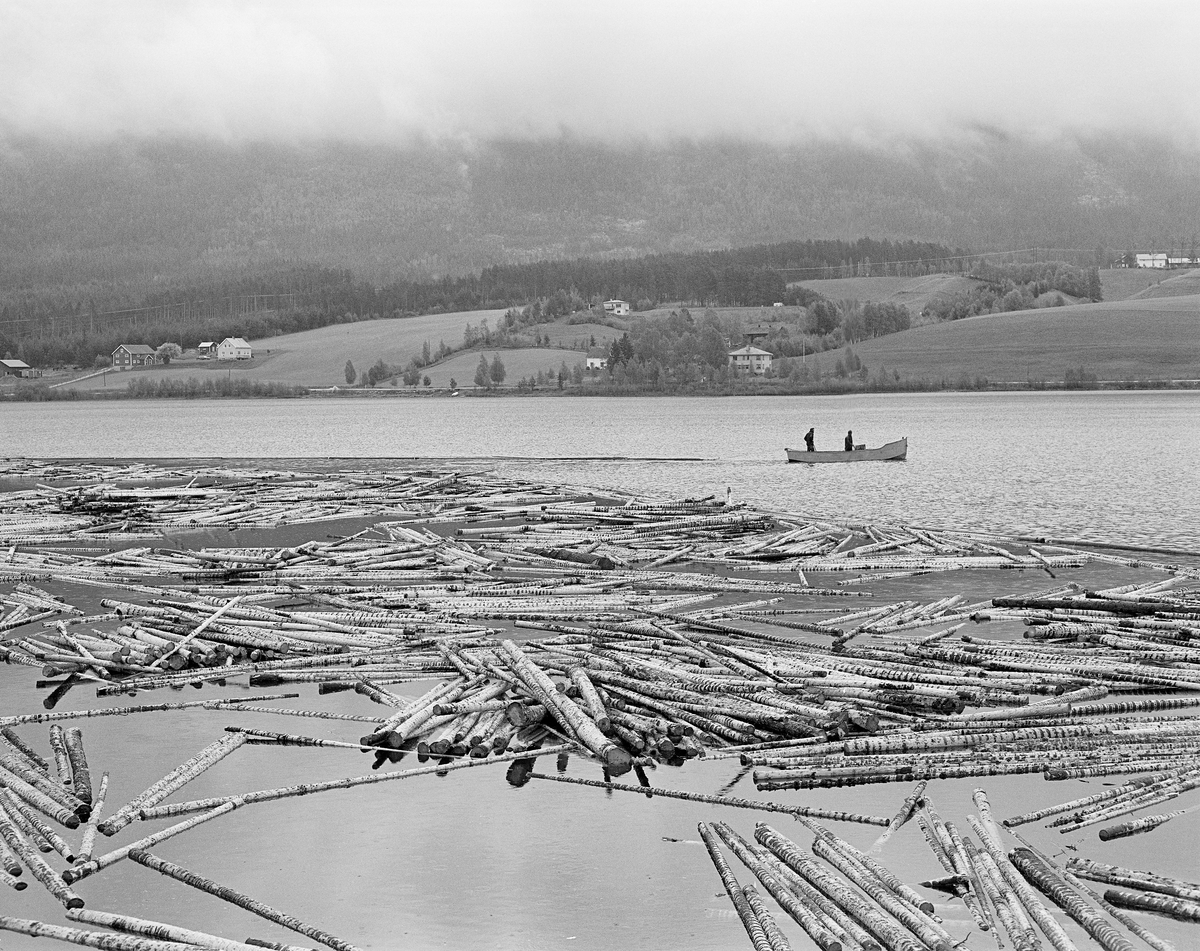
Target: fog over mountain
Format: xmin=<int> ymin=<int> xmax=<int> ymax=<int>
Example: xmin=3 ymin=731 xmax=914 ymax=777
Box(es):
xmin=4 ymin=1 xmax=1197 ymax=143
xmin=2 ymin=1 xmax=1198 ymax=298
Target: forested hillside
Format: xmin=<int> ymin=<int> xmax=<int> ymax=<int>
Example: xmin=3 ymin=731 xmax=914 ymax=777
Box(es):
xmin=3 ymin=131 xmax=1196 ymax=306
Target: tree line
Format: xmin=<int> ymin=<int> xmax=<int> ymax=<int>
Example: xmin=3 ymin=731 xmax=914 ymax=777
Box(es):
xmin=3 ymin=239 xmax=958 ymax=367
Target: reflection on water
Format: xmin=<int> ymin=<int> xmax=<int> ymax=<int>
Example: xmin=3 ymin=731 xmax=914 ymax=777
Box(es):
xmin=5 ymin=391 xmax=1198 ymax=546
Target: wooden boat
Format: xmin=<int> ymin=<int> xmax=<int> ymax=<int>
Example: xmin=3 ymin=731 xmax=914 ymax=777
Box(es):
xmin=785 ymin=437 xmax=907 ymax=464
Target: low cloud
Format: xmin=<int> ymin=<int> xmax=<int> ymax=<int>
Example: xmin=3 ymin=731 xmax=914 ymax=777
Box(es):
xmin=2 ymin=0 xmax=1197 ymax=144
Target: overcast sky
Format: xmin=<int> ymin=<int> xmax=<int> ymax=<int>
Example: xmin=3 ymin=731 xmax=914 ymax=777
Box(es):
xmin=2 ymin=0 xmax=1196 ymax=145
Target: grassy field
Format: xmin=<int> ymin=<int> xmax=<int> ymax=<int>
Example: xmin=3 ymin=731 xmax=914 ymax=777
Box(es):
xmin=790 ymin=274 xmax=984 ymax=316
xmin=813 ymin=294 xmax=1200 ymax=383
xmin=1130 ymin=268 xmax=1200 ymax=299
xmin=57 ymin=309 xmax=508 ymax=389
xmin=1099 ymin=268 xmax=1170 ymax=301
xmin=638 ymin=304 xmax=809 ymax=324
xmin=417 ymin=348 xmax=584 ymax=389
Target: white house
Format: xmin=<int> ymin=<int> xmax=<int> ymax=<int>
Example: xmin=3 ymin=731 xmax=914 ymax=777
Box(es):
xmin=585 ymin=347 xmax=609 ymax=371
xmin=1135 ymin=253 xmax=1168 ymax=269
xmin=728 ymin=345 xmax=773 ymax=376
xmin=603 ymin=299 xmax=630 ymax=316
xmin=217 ymin=337 xmax=253 ymax=361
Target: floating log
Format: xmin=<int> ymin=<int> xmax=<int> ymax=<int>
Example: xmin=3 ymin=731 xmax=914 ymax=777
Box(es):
xmin=965 ymin=816 xmax=1076 ymax=951
xmin=1 ymin=727 xmax=50 ymax=773
xmin=697 ymin=823 xmax=775 ymax=951
xmin=76 ymin=771 xmax=109 ymax=865
xmin=64 ymin=727 xmax=94 ymax=805
xmin=68 ymin=908 xmax=291 ymax=951
xmin=1104 ymin=887 xmax=1200 ymax=923
xmin=755 ymin=823 xmax=925 ymax=951
xmin=1099 ymin=810 xmax=1186 ymax=841
xmin=0 ymin=798 xmax=85 ymax=908
xmin=0 ymin=789 xmax=76 ymax=861
xmin=128 ymin=850 xmax=363 ymax=951
xmin=498 ymin=640 xmax=630 ymax=773
xmin=0 ymin=914 xmax=202 ymax=949
xmin=866 ymin=778 xmax=925 ymax=854
xmin=133 ymin=744 xmax=573 ymax=820
xmin=1061 ymin=870 xmax=1178 ymax=951
xmin=0 ymin=760 xmax=85 ymax=827
xmin=711 ymin=821 xmax=874 ymax=951
xmin=1010 ymin=847 xmax=1138 ymax=951
xmin=527 ymin=771 xmax=887 ymax=824
xmin=809 ymin=836 xmax=954 ymax=951
xmin=1066 ymin=859 xmax=1200 ymax=902
xmin=99 ymin=732 xmax=247 ymax=836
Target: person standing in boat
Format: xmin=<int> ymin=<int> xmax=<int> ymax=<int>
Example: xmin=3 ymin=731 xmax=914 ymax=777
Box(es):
xmin=844 ymin=430 xmax=854 ymax=451
xmin=804 ymin=428 xmax=815 ymax=452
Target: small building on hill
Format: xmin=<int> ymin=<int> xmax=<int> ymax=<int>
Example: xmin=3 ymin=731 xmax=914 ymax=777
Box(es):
xmin=744 ymin=322 xmax=787 ymax=344
xmin=728 ymin=345 xmax=773 ymax=376
xmin=217 ymin=337 xmax=253 ymax=361
xmin=197 ymin=342 xmax=215 ymax=359
xmin=1 ymin=358 xmax=32 ymax=378
xmin=603 ymin=299 xmax=630 ymax=316
xmin=585 ymin=347 xmax=609 ymax=371
xmin=1135 ymin=253 xmax=1168 ymax=269
xmin=112 ymin=344 xmax=157 ymax=369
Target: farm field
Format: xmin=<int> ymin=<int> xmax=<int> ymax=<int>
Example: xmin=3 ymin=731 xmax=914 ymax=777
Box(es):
xmin=638 ymin=304 xmax=808 ymax=324
xmin=815 ymin=293 xmax=1200 ymax=383
xmin=56 ymin=309 xmax=507 ymax=389
xmin=791 ymin=273 xmax=984 ymax=316
xmin=1129 ymin=267 xmax=1200 ymax=299
xmin=418 ymin=347 xmax=584 ymax=389
xmin=1098 ymin=267 xmax=1174 ymax=301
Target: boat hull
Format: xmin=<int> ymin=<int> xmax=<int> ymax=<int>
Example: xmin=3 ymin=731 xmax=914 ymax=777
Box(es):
xmin=785 ymin=437 xmax=907 ymax=463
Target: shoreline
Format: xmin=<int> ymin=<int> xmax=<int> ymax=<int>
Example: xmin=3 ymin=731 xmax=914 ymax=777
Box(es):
xmin=6 ymin=378 xmax=1200 ymax=402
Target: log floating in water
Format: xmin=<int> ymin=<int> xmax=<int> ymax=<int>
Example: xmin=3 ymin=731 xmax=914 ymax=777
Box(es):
xmin=526 ymin=771 xmax=888 ymax=824
xmin=1010 ymin=847 xmax=1139 ymax=951
xmin=99 ymin=732 xmax=247 ymax=836
xmin=0 ymin=797 xmax=85 ymax=908
xmin=0 ymin=914 xmax=206 ymax=949
xmin=128 ymin=850 xmax=363 ymax=951
xmin=1103 ymin=887 xmax=1200 ymax=923
xmin=696 ymin=822 xmax=776 ymax=951
xmin=1066 ymin=858 xmax=1200 ymax=902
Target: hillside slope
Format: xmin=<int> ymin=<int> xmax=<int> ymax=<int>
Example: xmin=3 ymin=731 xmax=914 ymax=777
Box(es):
xmin=59 ymin=309 xmax=506 ymax=389
xmin=1130 ymin=268 xmax=1200 ymax=299
xmin=792 ymin=274 xmax=984 ymax=315
xmin=4 ymin=133 xmax=1200 ymax=299
xmin=819 ymin=295 xmax=1200 ymax=383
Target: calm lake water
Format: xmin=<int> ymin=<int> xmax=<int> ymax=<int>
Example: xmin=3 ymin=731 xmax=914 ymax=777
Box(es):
xmin=4 ymin=390 xmax=1199 ymax=547
xmin=2 ymin=392 xmax=1199 ymax=950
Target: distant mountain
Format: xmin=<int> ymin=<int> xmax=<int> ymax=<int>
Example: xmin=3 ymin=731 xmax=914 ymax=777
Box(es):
xmin=2 ymin=132 xmax=1198 ymax=301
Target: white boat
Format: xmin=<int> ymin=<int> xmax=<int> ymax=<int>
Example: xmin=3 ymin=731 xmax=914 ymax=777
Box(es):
xmin=785 ymin=437 xmax=908 ymax=463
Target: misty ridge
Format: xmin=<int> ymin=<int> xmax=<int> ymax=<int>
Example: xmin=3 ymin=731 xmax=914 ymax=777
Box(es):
xmin=2 ymin=130 xmax=1200 ymax=311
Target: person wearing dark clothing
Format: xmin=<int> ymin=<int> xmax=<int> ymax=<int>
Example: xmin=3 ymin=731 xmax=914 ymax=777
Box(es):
xmin=845 ymin=430 xmax=854 ymax=451
xmin=804 ymin=428 xmax=815 ymax=452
